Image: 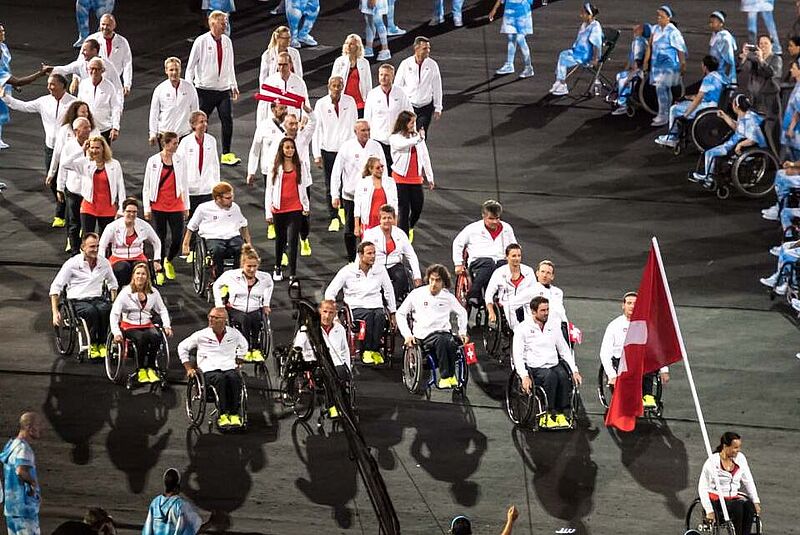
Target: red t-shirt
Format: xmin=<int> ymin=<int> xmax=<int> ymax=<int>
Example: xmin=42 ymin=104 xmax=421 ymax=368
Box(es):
xmin=367 ymin=187 xmax=387 ymax=229
xmin=215 ymin=37 xmax=223 ymax=76
xmin=81 ymin=168 xmax=117 ymax=217
xmin=273 ymin=169 xmax=303 ymax=213
xmin=510 ymin=274 xmax=525 ymax=288
xmin=386 ymin=236 xmax=396 ymax=254
xmin=392 ymin=145 xmax=423 ymax=185
xmin=152 ymin=163 xmax=185 ymax=212
xmin=487 ymin=222 xmax=504 ymax=240
xmin=105 ymin=37 xmax=113 ymax=57
xmin=195 ymin=135 xmax=204 ymax=174
xmin=346 ymin=66 xmax=364 ymax=109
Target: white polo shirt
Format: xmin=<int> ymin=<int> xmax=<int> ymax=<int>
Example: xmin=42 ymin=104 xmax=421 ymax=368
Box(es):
xmin=512 ymin=318 xmax=577 ymax=380
xmin=186 ymin=200 xmax=248 ymax=240
xmin=325 ymin=262 xmax=397 ymax=312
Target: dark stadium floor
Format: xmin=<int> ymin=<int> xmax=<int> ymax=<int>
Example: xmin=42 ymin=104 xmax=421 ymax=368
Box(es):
xmin=0 ymin=0 xmax=798 ymax=533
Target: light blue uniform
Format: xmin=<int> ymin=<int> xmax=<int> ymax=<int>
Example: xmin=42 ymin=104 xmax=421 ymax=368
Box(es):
xmin=650 ymin=23 xmax=687 ymax=118
xmin=555 ymin=19 xmax=603 ymax=80
xmin=361 ymin=0 xmax=388 ymax=54
xmin=703 ymin=110 xmax=766 ymax=175
xmin=774 ymin=169 xmax=800 ymax=228
xmin=615 ymin=35 xmax=648 ymax=106
xmin=710 ymin=29 xmax=737 ymax=84
xmin=75 ymin=0 xmax=115 ymax=42
xmin=741 ymin=0 xmax=781 ymax=54
xmin=500 ymin=0 xmax=533 ymax=36
xmin=667 ymin=70 xmax=725 ymax=133
xmin=782 ymin=84 xmax=800 ymax=159
xmin=142 ymin=495 xmax=203 ymax=535
xmin=286 ymin=0 xmax=320 ymax=41
xmin=0 ymin=43 xmax=11 ymax=132
xmin=433 ymin=0 xmax=464 ymax=23
xmin=1 ymin=438 xmax=41 ymax=535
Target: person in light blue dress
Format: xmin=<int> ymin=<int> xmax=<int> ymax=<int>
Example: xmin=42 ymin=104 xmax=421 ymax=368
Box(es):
xmin=1 ymin=413 xmax=42 ymax=535
xmin=286 ymin=0 xmax=320 ymax=47
xmin=74 ymin=0 xmax=115 ymax=48
xmin=708 ymin=10 xmax=737 ymax=84
xmin=489 ymin=0 xmax=534 ymax=77
xmin=644 ymin=5 xmax=687 ymax=127
xmin=361 ymin=0 xmax=391 ymax=61
xmin=203 ymin=0 xmax=235 ymax=36
xmin=142 ymin=469 xmax=205 ymax=535
xmin=432 ymin=0 xmax=464 ymax=27
xmin=741 ymin=0 xmax=781 ymax=55
xmin=611 ymin=23 xmax=650 ymax=114
xmin=654 ymin=55 xmax=724 ymax=148
xmin=759 ymin=239 xmax=800 ymax=296
xmin=549 ymin=3 xmax=603 ymax=96
xmin=782 ymin=60 xmax=800 ymax=161
xmin=692 ymin=94 xmax=767 ymax=185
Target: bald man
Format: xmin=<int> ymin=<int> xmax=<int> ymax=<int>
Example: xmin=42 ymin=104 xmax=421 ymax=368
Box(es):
xmin=1 ymin=412 xmax=43 ymax=535
xmin=84 ymin=14 xmax=133 ymax=95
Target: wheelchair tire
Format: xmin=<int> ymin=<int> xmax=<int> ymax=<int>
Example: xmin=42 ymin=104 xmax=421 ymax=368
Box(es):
xmin=692 ymin=108 xmax=733 ymax=152
xmin=732 ymin=148 xmax=778 ymax=198
xmin=54 ymin=301 xmax=77 ymax=357
xmin=185 ymin=373 xmax=207 ymax=427
xmin=104 ymin=333 xmax=126 ymax=384
xmin=259 ymin=315 xmax=273 ymax=360
xmin=454 ymin=348 xmax=469 ymax=394
xmin=192 ymin=239 xmax=208 ymax=297
xmin=481 ymin=310 xmax=503 ymax=359
xmin=154 ymin=329 xmax=170 ymax=385
xmin=338 ymin=305 xmax=358 ymax=359
xmin=402 ymin=344 xmax=425 ymax=394
xmin=455 ymin=270 xmax=471 ymax=309
xmin=638 ymin=76 xmax=685 ymax=116
xmin=382 ymin=315 xmax=396 ymax=368
xmin=286 ymin=371 xmax=315 ymax=420
xmin=505 ymin=372 xmax=537 ymax=427
xmin=597 ymin=364 xmax=613 ymax=410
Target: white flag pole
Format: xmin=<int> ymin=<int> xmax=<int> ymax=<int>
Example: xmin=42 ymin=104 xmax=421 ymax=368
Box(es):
xmin=651 ymin=237 xmax=730 ymax=523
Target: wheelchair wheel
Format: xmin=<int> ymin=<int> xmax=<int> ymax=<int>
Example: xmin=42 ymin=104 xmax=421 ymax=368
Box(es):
xmin=239 ymin=377 xmax=249 ymax=428
xmin=716 ymin=185 xmax=731 ymax=200
xmin=597 ymin=364 xmax=613 ymax=410
xmin=185 ymin=372 xmax=207 ymax=427
xmin=732 ymin=148 xmax=778 ymax=198
xmin=481 ymin=310 xmax=503 ymax=359
xmin=54 ymin=301 xmax=77 ymax=357
xmin=104 ymin=333 xmax=127 ymax=384
xmin=382 ymin=314 xmax=396 ymax=367
xmin=638 ymin=77 xmax=685 ymax=116
xmin=505 ymin=372 xmax=538 ymax=428
xmin=402 ymin=344 xmax=425 ymax=394
xmin=154 ymin=329 xmax=170 ymax=385
xmin=259 ymin=315 xmax=273 ymax=360
xmin=338 ymin=305 xmax=357 ymax=359
xmin=192 ymin=239 xmax=209 ymax=296
xmin=455 ymin=270 xmax=471 ymax=309
xmin=454 ymin=348 xmax=469 ymax=395
xmin=291 ymin=372 xmax=316 ymax=420
xmin=692 ymin=108 xmax=733 ymax=152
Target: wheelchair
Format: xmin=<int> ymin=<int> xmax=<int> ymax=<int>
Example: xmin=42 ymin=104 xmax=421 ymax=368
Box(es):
xmin=192 ymin=238 xmax=236 ymax=300
xmin=504 ymin=360 xmax=580 ymax=431
xmin=691 ymin=143 xmax=779 ymax=200
xmin=401 ymin=334 xmax=469 ymax=399
xmin=596 ymin=360 xmax=663 ymax=419
xmin=104 ymin=324 xmax=171 ymax=390
xmin=623 ymin=72 xmax=686 ymax=118
xmin=185 ymin=368 xmax=248 ymax=432
xmin=227 ymin=306 xmax=272 ymax=382
xmin=479 ymin=300 xmax=514 ymax=366
xmin=666 ymin=85 xmax=737 ymax=156
xmin=53 ymin=289 xmax=92 ymax=362
xmin=454 ymin=249 xmax=472 ymax=310
xmin=337 ymin=303 xmax=396 ymax=367
xmin=564 ymin=28 xmax=621 ymax=101
xmin=685 ymin=496 xmax=762 ymax=535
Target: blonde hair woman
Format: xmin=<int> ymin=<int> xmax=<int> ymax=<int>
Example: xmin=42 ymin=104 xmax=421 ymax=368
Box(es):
xmin=354 ymin=156 xmax=397 ymax=237
xmin=331 ymin=34 xmax=372 ymax=118
xmin=260 ymin=26 xmax=303 ymax=81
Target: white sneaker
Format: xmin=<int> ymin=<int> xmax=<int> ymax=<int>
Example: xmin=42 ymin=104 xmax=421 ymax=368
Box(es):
xmin=453 ymin=14 xmax=463 ymax=27
xmin=0 ymin=139 xmax=9 ymax=149
xmin=651 ymin=115 xmax=668 ymax=127
xmin=761 ymin=204 xmax=780 ymax=221
xmin=376 ymin=49 xmax=391 ymax=61
xmin=654 ymin=135 xmax=677 ymax=148
xmin=550 ymin=81 xmax=568 ymax=96
xmin=690 ymin=172 xmax=707 ymax=182
xmin=519 ymin=65 xmax=534 ymax=78
xmin=775 ymin=281 xmax=789 ymax=295
xmin=792 ymin=298 xmax=800 ymax=312
xmin=430 ymin=16 xmax=444 ymax=26
xmin=760 ymin=273 xmax=778 ymax=288
xmin=611 ymin=106 xmax=628 ymax=116
xmin=770 ymin=245 xmax=781 ymax=257
xmin=496 ymin=63 xmax=515 ymax=75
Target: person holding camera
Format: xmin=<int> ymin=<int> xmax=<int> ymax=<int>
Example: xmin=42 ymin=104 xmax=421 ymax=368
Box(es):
xmin=738 ymin=34 xmax=782 ymax=121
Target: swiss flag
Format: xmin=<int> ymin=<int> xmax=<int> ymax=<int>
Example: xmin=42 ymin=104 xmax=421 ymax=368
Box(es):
xmin=254 ymin=84 xmax=306 ymax=108
xmin=568 ymin=323 xmax=583 ymax=345
xmin=463 ymin=342 xmax=477 ymax=365
xmin=605 ymin=240 xmax=684 ymax=431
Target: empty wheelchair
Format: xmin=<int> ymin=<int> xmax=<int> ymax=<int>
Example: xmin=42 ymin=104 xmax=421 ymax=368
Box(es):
xmin=185 ymin=368 xmax=248 ymax=432
xmin=685 ymin=497 xmax=762 ymax=535
xmin=596 ymin=359 xmax=663 ymax=419
xmin=104 ymin=324 xmax=171 ymax=390
xmin=337 ymin=303 xmax=396 ymax=366
xmin=192 ymin=238 xmax=236 ymax=300
xmin=563 ymin=28 xmax=621 ymax=100
xmin=402 ymin=336 xmax=469 ymax=399
xmin=504 ymin=360 xmax=580 ymax=431
xmin=53 ymin=289 xmax=92 ymax=362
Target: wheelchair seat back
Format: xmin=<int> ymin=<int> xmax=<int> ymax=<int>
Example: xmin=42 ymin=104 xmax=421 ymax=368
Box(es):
xmin=599 ymin=28 xmax=620 ymax=64
xmin=785 ymin=188 xmax=800 ymax=209
xmin=717 ymin=85 xmax=737 ymax=113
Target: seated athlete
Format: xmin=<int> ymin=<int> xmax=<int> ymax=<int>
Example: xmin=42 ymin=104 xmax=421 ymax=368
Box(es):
xmin=485 ymin=243 xmax=537 ymax=329
xmin=612 ymin=22 xmax=651 ymax=115
xmin=549 ymin=3 xmax=603 ymax=97
xmin=98 ymin=197 xmax=162 ymax=286
xmin=396 ymin=264 xmax=468 ymax=389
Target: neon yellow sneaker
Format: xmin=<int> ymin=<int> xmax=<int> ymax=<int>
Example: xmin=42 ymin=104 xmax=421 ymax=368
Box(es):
xmin=99 ymin=344 xmax=108 ymax=358
xmin=228 ymin=414 xmax=242 ymax=426
xmin=52 ymin=216 xmax=66 ymax=228
xmin=555 ymin=414 xmax=570 ymax=428
xmin=186 ymin=251 xmax=195 ymax=264
xmin=448 ymin=375 xmax=459 ymax=387
xmin=438 ymin=377 xmax=452 ymax=389
xmin=218 ymin=414 xmax=231 ymax=427
xmin=267 ymin=223 xmax=276 ymax=240
xmin=328 ymin=218 xmax=340 ymax=232
xmin=328 ymin=406 xmax=339 ymax=418
xmin=137 ymin=369 xmax=149 ymax=383
xmin=539 ymin=415 xmax=548 ymax=428
xmin=156 ymin=272 xmax=166 ymax=286
xmin=361 ymin=351 xmax=375 ymax=364
xmin=243 ymin=350 xmax=253 ymax=362
xmin=164 ymin=259 xmax=176 ymax=280
xmin=642 ymin=394 xmax=657 ymax=408
xmin=220 ymin=153 xmax=241 ymax=166
xmin=281 ymin=253 xmax=289 ymax=266
xmin=250 ymin=349 xmax=264 ymax=362
xmin=338 ymin=207 xmax=346 ymax=224
xmin=408 ymin=228 xmax=414 ymax=243
xmin=88 ymin=344 xmax=101 ymax=359
xmin=546 ymin=415 xmax=559 ymax=429
xmin=300 ymin=238 xmax=312 ymax=256
xmin=147 ymin=369 xmax=160 ymax=383
xmin=372 ymin=352 xmax=384 ymax=365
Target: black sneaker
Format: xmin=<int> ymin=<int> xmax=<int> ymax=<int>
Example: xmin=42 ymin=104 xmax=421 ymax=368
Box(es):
xmin=272 ymin=266 xmax=283 ymax=281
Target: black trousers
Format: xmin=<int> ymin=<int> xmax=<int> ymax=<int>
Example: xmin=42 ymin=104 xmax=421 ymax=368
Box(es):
xmin=151 ymin=210 xmax=184 ymax=262
xmin=65 ymin=191 xmax=83 ymax=255
xmin=80 ymin=213 xmax=114 ymax=237
xmin=321 ymin=149 xmax=339 ymax=220
xmin=528 ymin=364 xmax=571 ymax=413
xmin=197 ymin=88 xmax=233 ymax=153
xmin=421 ymin=331 xmax=459 ymax=379
xmin=396 ymin=183 xmax=424 ymax=233
xmin=274 ymin=210 xmax=303 ymax=276
xmin=413 ymin=102 xmax=435 ymax=137
xmin=610 ymin=357 xmax=658 ymax=396
xmin=229 ymin=308 xmax=263 ymax=350
xmin=711 ymin=498 xmax=756 ymax=535
xmin=352 ymin=307 xmax=385 ymax=352
xmin=342 ymin=198 xmax=357 ymax=260
xmin=378 ymin=141 xmax=393 ymax=173
xmin=468 ymin=258 xmax=506 ymax=304
xmin=72 ymin=297 xmax=112 ymax=344
xmin=112 ymin=260 xmax=138 ymax=287
xmin=206 ymin=236 xmax=244 ymax=276
xmin=387 ymin=263 xmax=410 ymax=304
xmin=204 ymin=369 xmax=242 ymax=415
xmin=45 ymin=146 xmax=66 ymax=219
xmin=124 ymin=327 xmax=161 ymax=369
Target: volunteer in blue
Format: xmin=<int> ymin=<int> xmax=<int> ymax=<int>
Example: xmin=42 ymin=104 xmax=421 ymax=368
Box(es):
xmin=708 ymin=10 xmax=737 ymax=84
xmin=488 ymin=0 xmax=534 ymax=78
xmin=643 ymin=5 xmax=687 ymax=127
